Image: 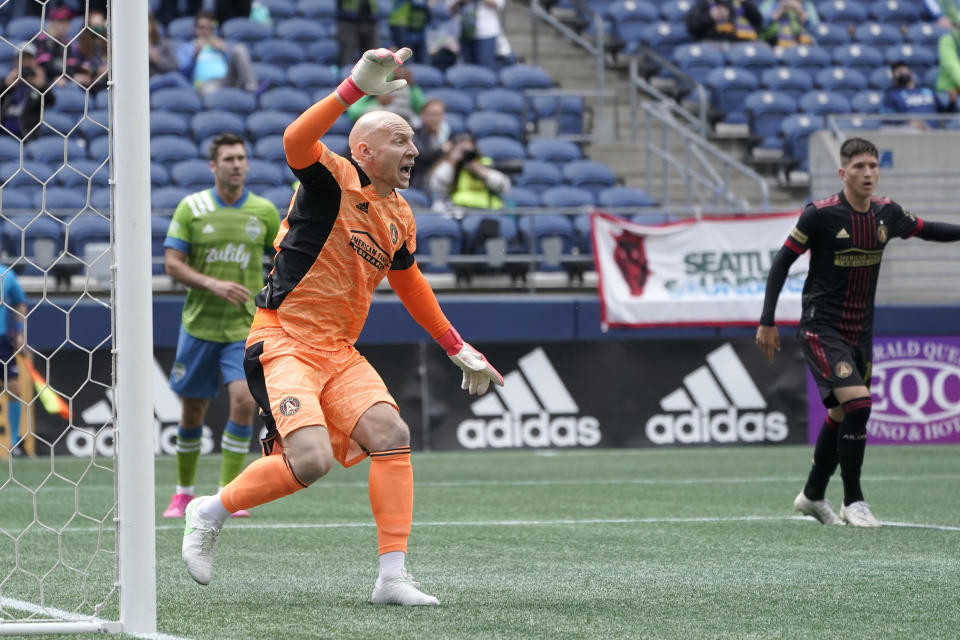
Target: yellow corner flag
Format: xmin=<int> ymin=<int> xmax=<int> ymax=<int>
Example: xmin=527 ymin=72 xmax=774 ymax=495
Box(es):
xmin=22 ymin=358 xmax=70 ymax=421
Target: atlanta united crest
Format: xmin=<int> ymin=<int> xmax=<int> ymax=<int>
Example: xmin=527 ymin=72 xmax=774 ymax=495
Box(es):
xmin=389 ymin=222 xmax=399 ymax=245
xmin=836 ymin=361 xmax=853 ymax=378
xmin=279 ymin=396 xmax=301 ymax=416
xmin=877 ymin=223 xmax=888 ymax=244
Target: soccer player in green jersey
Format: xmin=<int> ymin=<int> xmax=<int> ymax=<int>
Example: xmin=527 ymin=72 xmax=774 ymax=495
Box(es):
xmin=162 ymin=133 xmax=281 ymax=518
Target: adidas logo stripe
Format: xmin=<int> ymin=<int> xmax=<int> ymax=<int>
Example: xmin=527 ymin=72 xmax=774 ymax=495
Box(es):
xmin=355 ymin=201 xmax=369 ymax=213
xmin=659 ymin=344 xmax=766 ymax=412
xmin=471 ymin=348 xmax=578 ymax=417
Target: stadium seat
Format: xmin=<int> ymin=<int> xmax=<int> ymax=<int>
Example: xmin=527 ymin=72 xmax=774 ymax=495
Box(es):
xmin=41 ymin=111 xmax=80 ymax=137
xmin=527 ymin=139 xmax=582 ymax=166
xmin=150 ymin=214 xmax=172 ymax=273
xmin=297 ymin=0 xmax=337 ymax=20
xmin=323 ymin=134 xmax=349 ymax=156
xmin=673 ymin=43 xmax=726 ymax=84
xmin=504 ymin=187 xmax=542 ymax=208
xmin=905 ymin=22 xmax=950 ymax=48
xmin=67 ymin=212 xmax=111 ymax=261
xmin=51 ymin=85 xmax=88 ymax=115
xmin=1 ymin=160 xmax=55 ymax=190
xmin=777 ymin=45 xmax=832 ymax=75
xmin=726 ymin=42 xmax=777 ymax=78
xmin=1 ymin=189 xmax=32 ymax=211
xmin=28 ymin=137 xmax=85 ymax=165
xmin=761 ymin=67 xmax=814 ymax=102
xmin=811 ymin=22 xmax=851 ymax=48
xmin=660 ymin=0 xmax=693 ymax=22
xmin=446 ymin=112 xmax=466 ymax=136
xmin=446 ymin=64 xmax=499 ymax=97
xmin=190 ymin=110 xmax=246 ymax=141
xmin=306 ymin=40 xmax=339 ymax=66
xmin=869 ymin=67 xmax=893 ymax=89
xmin=252 ymin=62 xmax=287 ymax=89
xmin=520 ymin=213 xmax=578 ymax=270
xmin=638 ymin=22 xmax=692 ymax=57
xmin=851 ymin=90 xmax=885 ymax=113
xmin=818 ymin=0 xmax=868 ymax=25
xmin=561 ymin=160 xmax=617 ymax=197
xmin=407 ymin=63 xmax=445 ymax=90
xmin=782 ymin=113 xmax=825 ymax=170
xmin=815 ymin=67 xmax=869 ymax=100
xmin=853 ymin=22 xmax=904 ymax=48
xmin=460 ymin=213 xmax=520 ymax=270
xmin=259 ymin=87 xmax=312 ymax=113
xmin=151 ymin=88 xmax=203 ymax=115
xmin=328 ymin=115 xmax=354 ymax=136
xmin=466 ymin=111 xmax=524 ymax=140
xmin=799 ymin=90 xmax=852 ymax=116
xmin=499 ymin=64 xmax=553 ymax=93
xmin=476 ymin=88 xmax=527 ymax=120
xmin=476 ymin=136 xmax=526 ymax=171
xmin=707 ymin=67 xmax=759 ymax=124
xmin=254 ymin=135 xmax=286 ymax=162
xmin=276 ymin=18 xmax=331 ymax=43
xmin=514 ymin=160 xmax=562 ymax=194
xmin=221 ymin=17 xmax=272 ymax=45
xmin=832 ymin=44 xmax=885 ymax=79
xmin=254 ymin=39 xmax=307 ymax=66
xmin=884 ymin=43 xmax=937 ymax=75
xmin=151 ymin=162 xmax=170 ymax=187
xmin=6 ymin=16 xmax=41 ymax=42
xmin=573 ymin=214 xmax=593 ymax=253
xmin=0 ymin=138 xmax=20 ymax=163
xmin=203 ymin=88 xmax=258 ymax=116
xmin=151 ymin=136 xmax=201 ymax=165
xmin=57 ymin=159 xmax=109 ymax=188
xmin=167 ymin=16 xmax=196 ymax=40
xmin=77 ymin=109 xmax=109 ymax=143
xmin=745 ymin=90 xmax=798 ymax=147
xmin=151 ymin=186 xmax=191 ymax=212
xmin=262 ymin=186 xmax=295 ymax=214
xmin=149 ymin=71 xmax=193 ymax=92
xmin=607 ymin=0 xmax=659 ymax=51
xmin=414 ymin=215 xmax=462 ymax=273
xmin=597 ymin=186 xmax=656 ymax=210
xmin=398 ymin=187 xmax=430 ymax=209
xmin=869 ymin=0 xmax=921 ymax=24
xmin=286 ymin=63 xmax=338 ymax=92
xmin=260 ymin=0 xmax=297 ymax=19
xmin=4 ymin=213 xmax=67 ymax=273
xmin=247 ymin=112 xmax=296 ymax=140
xmin=425 ymin=89 xmax=475 ymax=118
xmin=87 ymin=136 xmax=111 ymax=164
xmin=150 ymin=111 xmax=190 ymax=138
xmin=246 ymin=159 xmax=286 ymax=192
xmin=171 ymin=159 xmax=215 ymax=189
xmin=540 ymin=185 xmax=596 ymax=210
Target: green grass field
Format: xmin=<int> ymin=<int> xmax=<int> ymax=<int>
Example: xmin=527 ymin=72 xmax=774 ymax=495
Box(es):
xmin=1 ymin=446 xmax=959 ymax=639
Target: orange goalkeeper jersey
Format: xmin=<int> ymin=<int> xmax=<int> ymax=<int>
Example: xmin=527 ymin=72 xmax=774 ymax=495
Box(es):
xmin=253 ymin=99 xmax=418 ymax=348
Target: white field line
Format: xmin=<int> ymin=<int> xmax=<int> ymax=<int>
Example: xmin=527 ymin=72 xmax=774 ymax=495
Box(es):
xmin=0 ymin=596 xmax=193 ymax=640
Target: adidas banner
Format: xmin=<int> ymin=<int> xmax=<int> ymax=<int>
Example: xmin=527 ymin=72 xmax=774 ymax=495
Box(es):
xmin=592 ymin=212 xmax=809 ymax=328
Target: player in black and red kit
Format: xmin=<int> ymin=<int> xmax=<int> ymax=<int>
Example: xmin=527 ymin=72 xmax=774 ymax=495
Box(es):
xmin=756 ymin=138 xmax=960 ymax=528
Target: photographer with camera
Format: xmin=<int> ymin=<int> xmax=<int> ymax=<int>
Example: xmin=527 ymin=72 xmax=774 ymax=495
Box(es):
xmin=1 ymin=43 xmax=53 ymax=141
xmin=686 ymin=0 xmax=763 ymax=42
xmin=883 ymin=60 xmax=942 ymax=130
xmin=428 ymin=132 xmax=510 ymax=211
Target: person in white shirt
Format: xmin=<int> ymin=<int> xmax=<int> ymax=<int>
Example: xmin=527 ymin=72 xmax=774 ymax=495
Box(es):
xmin=446 ymin=0 xmax=505 ymax=68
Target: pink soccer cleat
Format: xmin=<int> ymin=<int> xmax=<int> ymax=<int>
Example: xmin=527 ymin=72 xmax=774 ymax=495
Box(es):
xmin=230 ymin=509 xmax=250 ymax=518
xmin=162 ymin=492 xmax=193 ymax=518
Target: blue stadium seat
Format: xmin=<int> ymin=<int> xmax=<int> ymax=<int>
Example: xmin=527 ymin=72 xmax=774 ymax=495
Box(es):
xmin=853 ymin=22 xmax=904 ymax=47
xmin=254 ymin=135 xmax=286 ymax=161
xmin=261 ymin=0 xmax=297 ymax=18
xmin=0 ymin=138 xmax=20 ymax=163
xmin=1 ymin=189 xmax=32 ymax=211
xmin=745 ymin=90 xmax=798 ymax=147
xmin=247 ymin=112 xmax=295 ymax=140
xmin=151 ymin=88 xmax=203 ymax=115
xmin=445 ymin=64 xmax=499 ymax=97
xmin=89 ymin=187 xmax=112 ymax=212
xmin=466 ymin=111 xmax=524 ymax=139
xmin=246 ymin=159 xmax=286 ymax=192
xmin=150 ymin=71 xmax=193 ymax=92
xmin=904 ymin=22 xmax=950 ymax=47
xmin=425 ymin=89 xmax=475 ymax=118
xmin=761 ymin=67 xmax=814 ymax=102
xmin=51 ymin=85 xmax=88 ymax=115
xmin=28 ymin=137 xmax=86 ymax=165
xmin=660 ymin=0 xmax=693 ymax=21
xmin=328 ymin=114 xmax=354 ymax=136
xmin=811 ymin=22 xmax=851 ymax=48
xmin=638 ymin=22 xmax=692 ymax=57
xmin=869 ymin=67 xmax=893 ymax=89
xmin=398 ymin=187 xmax=430 ymax=209
xmin=922 ymin=65 xmax=940 ymax=88
xmin=221 ymin=17 xmax=272 ymax=45
xmin=520 ymin=213 xmax=578 ymax=271
xmin=851 ymin=90 xmax=885 ymax=113
xmin=166 ymin=16 xmax=196 ymax=40
xmin=6 ymin=17 xmax=41 ymax=42
xmin=306 ymin=40 xmax=338 ymax=66
xmin=476 ymin=136 xmax=526 ymax=170
xmin=446 ymin=113 xmax=466 ymax=136
xmin=171 ymin=159 xmax=214 ymax=189
xmin=151 ymin=186 xmax=190 ymax=212
xmin=57 ymin=159 xmax=109 ymax=188
xmin=777 ymin=45 xmax=832 ymax=75
xmin=150 ymin=111 xmax=190 ymax=138
xmin=527 ymin=139 xmax=582 ymax=166
xmin=407 ymin=63 xmax=445 ymax=90
xmin=832 ymin=44 xmax=885 ymax=78
xmin=276 ymin=18 xmax=331 ymax=42
xmin=707 ymin=67 xmax=759 ymax=124
xmin=67 ymin=212 xmax=111 ymax=260
xmin=476 ymin=88 xmax=526 ymax=119
xmin=252 ymin=62 xmax=287 ymax=89
xmin=94 ymin=90 xmax=110 ymax=112
xmin=87 ymin=136 xmax=111 ymax=164
xmin=815 ymin=67 xmax=868 ymax=100
xmin=782 ymin=113 xmax=825 ymax=169
xmin=297 ymin=0 xmax=337 ymax=20
xmin=597 ymin=186 xmax=656 ymax=209
xmin=673 ymin=43 xmax=726 ymax=84
xmin=41 ymin=111 xmax=80 ymax=137
xmin=607 ymin=0 xmax=659 ymax=50
xmin=726 ymin=42 xmax=778 ymax=77
xmin=414 ymin=215 xmax=462 ymax=273
xmin=151 ymin=214 xmax=172 ymax=273
xmin=868 ymin=0 xmax=921 ymax=24
xmin=884 ymin=43 xmax=937 ymax=75
xmin=1 ymin=160 xmax=55 ymax=191
xmin=514 ymin=160 xmax=561 ymax=194
xmin=818 ymin=0 xmax=868 ymax=25
xmin=461 ymin=214 xmax=519 ymax=248
xmin=262 ymin=186 xmax=295 ymax=214
xmin=573 ymin=214 xmax=593 ymax=253
xmin=4 ymin=213 xmax=67 ymax=273
xmin=254 ymin=39 xmax=307 ymax=66
xmin=287 ymin=63 xmax=338 ymax=92
xmin=76 ymin=109 xmax=108 ymax=143
xmin=540 ymin=185 xmax=596 ymax=210
xmin=151 ymin=136 xmax=201 ymax=165
xmin=191 ymin=110 xmax=246 ymax=141
xmin=504 ymin=187 xmax=542 ymax=208
xmin=499 ymin=64 xmax=553 ymax=93
xmin=799 ymin=90 xmax=852 ymax=116
xmin=323 ymin=134 xmax=349 ymax=156
xmin=561 ymin=160 xmax=616 ymax=197
xmin=151 ymin=162 xmax=170 ymax=187
xmin=259 ymin=87 xmax=312 ymax=113
xmin=203 ymin=88 xmax=258 ymax=115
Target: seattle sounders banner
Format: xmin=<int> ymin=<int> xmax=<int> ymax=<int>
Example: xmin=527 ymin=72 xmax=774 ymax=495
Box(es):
xmin=592 ymin=212 xmax=809 ymax=328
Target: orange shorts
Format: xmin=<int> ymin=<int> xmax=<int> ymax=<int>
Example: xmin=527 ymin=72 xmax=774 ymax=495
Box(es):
xmin=244 ymin=325 xmax=397 ymax=467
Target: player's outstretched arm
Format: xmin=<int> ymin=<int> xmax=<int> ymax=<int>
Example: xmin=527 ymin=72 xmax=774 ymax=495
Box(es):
xmin=915 ymin=220 xmax=960 ymax=242
xmin=387 ymin=263 xmax=503 ymax=395
xmin=757 ymin=243 xmax=802 ymax=363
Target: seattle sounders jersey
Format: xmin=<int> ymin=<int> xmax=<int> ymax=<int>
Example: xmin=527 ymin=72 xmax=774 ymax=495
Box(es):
xmin=165 ymin=188 xmax=280 ymax=343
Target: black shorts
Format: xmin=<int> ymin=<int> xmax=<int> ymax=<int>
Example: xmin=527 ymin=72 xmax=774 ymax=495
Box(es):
xmin=798 ymin=327 xmax=871 ymax=408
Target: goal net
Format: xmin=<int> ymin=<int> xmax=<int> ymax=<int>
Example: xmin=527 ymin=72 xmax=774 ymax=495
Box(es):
xmin=0 ymin=0 xmax=155 ymax=634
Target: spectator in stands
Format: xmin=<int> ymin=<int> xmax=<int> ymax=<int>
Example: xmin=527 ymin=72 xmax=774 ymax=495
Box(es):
xmin=389 ymin=0 xmax=431 ymax=64
xmin=337 ymin=0 xmax=381 ymax=70
xmin=0 ymin=267 xmax=27 ymax=457
xmin=176 ymin=10 xmax=259 ymax=96
xmin=157 ymin=0 xmax=203 ymax=26
xmin=759 ymin=0 xmax=818 ymax=48
xmin=429 ymin=132 xmax=510 ymax=210
xmin=1 ymin=43 xmax=55 ymax=140
xmin=148 ymin=14 xmax=179 ymax=77
xmin=411 ymin=98 xmax=451 ymax=191
xmin=446 ymin=0 xmax=505 ymax=68
xmin=884 ymin=61 xmax=942 ymax=129
xmin=686 ymin=0 xmax=764 ymax=42
xmin=68 ymin=10 xmax=109 ymax=94
xmin=34 ymin=6 xmax=73 ymax=84
xmin=347 ymin=66 xmax=425 ymax=124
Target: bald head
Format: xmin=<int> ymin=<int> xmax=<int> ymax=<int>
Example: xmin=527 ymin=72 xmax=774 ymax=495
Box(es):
xmin=349 ymin=110 xmax=411 ymax=160
xmin=347 ymin=110 xmax=418 ymax=195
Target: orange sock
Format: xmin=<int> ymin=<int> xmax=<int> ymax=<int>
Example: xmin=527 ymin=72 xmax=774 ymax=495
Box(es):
xmin=368 ymin=447 xmax=413 ymax=555
xmin=220 ymin=453 xmax=308 ymax=513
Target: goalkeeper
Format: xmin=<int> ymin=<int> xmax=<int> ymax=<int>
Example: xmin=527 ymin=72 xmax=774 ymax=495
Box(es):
xmin=182 ymin=47 xmax=503 ymax=606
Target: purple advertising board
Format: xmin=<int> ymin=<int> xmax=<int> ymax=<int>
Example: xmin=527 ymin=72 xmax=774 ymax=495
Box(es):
xmin=807 ymin=335 xmax=960 ymax=445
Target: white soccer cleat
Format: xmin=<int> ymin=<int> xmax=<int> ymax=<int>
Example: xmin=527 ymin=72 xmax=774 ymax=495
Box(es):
xmin=182 ymin=496 xmax=222 ymax=585
xmin=840 ymin=501 xmax=880 ymax=528
xmin=370 ymin=574 xmax=440 ymax=606
xmin=794 ymin=491 xmax=844 ymax=525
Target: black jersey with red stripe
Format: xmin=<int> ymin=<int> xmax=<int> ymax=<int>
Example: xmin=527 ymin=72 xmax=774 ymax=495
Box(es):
xmin=784 ymin=191 xmax=923 ymax=344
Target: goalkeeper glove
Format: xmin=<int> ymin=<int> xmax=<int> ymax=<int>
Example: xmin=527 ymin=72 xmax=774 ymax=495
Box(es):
xmin=436 ymin=327 xmax=504 ymax=396
xmin=336 ymin=47 xmax=413 ymax=105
